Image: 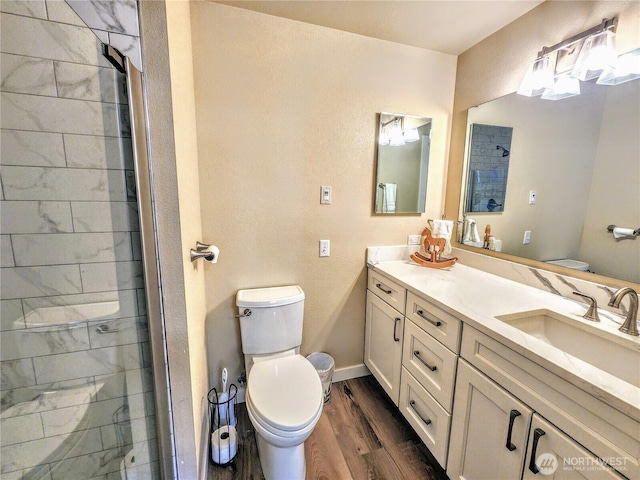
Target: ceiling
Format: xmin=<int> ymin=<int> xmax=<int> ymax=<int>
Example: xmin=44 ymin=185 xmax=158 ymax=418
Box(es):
xmin=212 ymin=0 xmax=545 ymax=55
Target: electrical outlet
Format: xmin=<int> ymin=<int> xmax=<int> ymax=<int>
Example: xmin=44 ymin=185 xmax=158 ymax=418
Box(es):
xmin=319 ymin=239 xmax=330 ymax=257
xmin=529 ymin=190 xmax=537 ymax=205
xmin=523 ymin=230 xmax=532 ymax=245
xmin=408 ymin=235 xmax=421 ymax=245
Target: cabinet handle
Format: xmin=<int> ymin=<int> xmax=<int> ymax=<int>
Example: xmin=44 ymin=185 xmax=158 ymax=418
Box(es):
xmin=393 ymin=318 xmax=401 ymax=342
xmin=409 ymin=400 xmax=432 ymax=426
xmin=505 ymin=409 xmax=521 ymax=451
xmin=416 ymin=309 xmax=442 ymax=327
xmin=528 ymin=428 xmax=546 ymax=474
xmin=375 ymin=283 xmax=392 ymax=295
xmin=413 ymin=350 xmax=437 ymax=371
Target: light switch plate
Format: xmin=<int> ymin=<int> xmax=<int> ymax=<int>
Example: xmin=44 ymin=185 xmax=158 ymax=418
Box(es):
xmin=319 ymin=239 xmax=330 ymax=257
xmin=320 ymin=186 xmax=332 ymax=205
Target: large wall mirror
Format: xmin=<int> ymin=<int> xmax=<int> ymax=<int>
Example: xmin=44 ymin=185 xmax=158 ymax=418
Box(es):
xmin=375 ymin=112 xmax=432 ymax=214
xmin=458 ymin=80 xmax=639 ymax=284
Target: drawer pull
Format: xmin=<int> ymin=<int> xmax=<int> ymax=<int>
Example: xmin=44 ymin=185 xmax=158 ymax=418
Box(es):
xmin=393 ymin=318 xmax=401 ymax=342
xmin=528 ymin=428 xmax=546 ymax=473
xmin=409 ymin=400 xmax=432 ymax=426
xmin=505 ymin=409 xmax=521 ymax=451
xmin=416 ymin=309 xmax=442 ymax=327
xmin=375 ymin=283 xmax=393 ymax=295
xmin=413 ymin=350 xmax=437 ymax=371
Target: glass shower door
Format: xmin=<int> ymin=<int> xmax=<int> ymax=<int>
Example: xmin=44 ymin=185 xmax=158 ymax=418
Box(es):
xmin=1 ymin=5 xmax=161 ymax=478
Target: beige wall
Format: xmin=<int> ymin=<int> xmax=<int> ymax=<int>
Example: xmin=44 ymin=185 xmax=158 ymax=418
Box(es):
xmin=445 ymin=0 xmax=640 ymax=287
xmin=190 ymin=2 xmax=457 ymax=386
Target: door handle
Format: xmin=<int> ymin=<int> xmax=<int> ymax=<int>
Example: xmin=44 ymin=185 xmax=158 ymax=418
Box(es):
xmin=528 ymin=428 xmax=546 ymax=473
xmin=393 ymin=318 xmax=401 ymax=342
xmin=505 ymin=409 xmax=521 ymax=451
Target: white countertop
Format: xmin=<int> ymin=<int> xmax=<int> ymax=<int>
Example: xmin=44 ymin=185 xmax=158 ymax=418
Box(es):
xmin=367 ymin=250 xmax=640 ymax=420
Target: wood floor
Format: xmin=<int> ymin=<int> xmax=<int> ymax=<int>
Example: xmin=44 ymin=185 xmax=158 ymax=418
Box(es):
xmin=208 ymin=375 xmax=449 ymax=480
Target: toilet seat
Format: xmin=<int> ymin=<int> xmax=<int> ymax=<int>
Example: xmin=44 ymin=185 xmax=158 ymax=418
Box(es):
xmin=247 ymin=354 xmax=322 ymax=433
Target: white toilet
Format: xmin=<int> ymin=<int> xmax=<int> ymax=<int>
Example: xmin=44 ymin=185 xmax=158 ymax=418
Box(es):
xmin=236 ymin=285 xmax=323 ymax=480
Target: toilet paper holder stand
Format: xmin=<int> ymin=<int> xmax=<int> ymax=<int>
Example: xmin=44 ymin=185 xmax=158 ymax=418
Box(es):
xmin=208 ymin=384 xmax=238 ymax=465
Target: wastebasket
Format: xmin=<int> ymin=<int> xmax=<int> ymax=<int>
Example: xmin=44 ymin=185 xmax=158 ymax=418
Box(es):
xmin=307 ymin=352 xmax=335 ymax=403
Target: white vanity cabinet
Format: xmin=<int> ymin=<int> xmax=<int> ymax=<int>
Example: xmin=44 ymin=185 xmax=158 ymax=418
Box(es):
xmin=398 ymin=292 xmax=461 ymax=467
xmin=448 ymin=359 xmax=533 ymax=480
xmin=365 ymin=271 xmax=406 ymax=404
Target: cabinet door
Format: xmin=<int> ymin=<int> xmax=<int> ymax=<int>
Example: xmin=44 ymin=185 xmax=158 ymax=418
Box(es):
xmin=365 ymin=291 xmax=404 ymax=404
xmin=523 ymin=414 xmax=625 ymax=479
xmin=447 ymin=359 xmax=533 ymax=480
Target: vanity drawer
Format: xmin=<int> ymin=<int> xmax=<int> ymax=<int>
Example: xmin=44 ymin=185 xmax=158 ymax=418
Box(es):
xmin=402 ymin=320 xmax=458 ymax=412
xmin=399 ymin=367 xmax=451 ymax=469
xmin=368 ymin=270 xmax=406 ymax=314
xmin=406 ymin=291 xmax=461 ymax=353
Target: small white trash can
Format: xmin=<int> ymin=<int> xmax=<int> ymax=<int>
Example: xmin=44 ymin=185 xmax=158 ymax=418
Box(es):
xmin=307 ymin=352 xmax=335 ymax=403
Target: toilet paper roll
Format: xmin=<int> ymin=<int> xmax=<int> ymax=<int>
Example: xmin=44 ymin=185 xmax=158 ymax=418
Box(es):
xmin=613 ymin=227 xmax=636 ymax=239
xmin=211 ymin=425 xmax=237 ymax=464
xmin=203 ymin=245 xmax=220 ymax=263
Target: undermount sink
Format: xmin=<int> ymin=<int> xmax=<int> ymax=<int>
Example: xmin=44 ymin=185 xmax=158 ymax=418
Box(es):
xmin=496 ymin=309 xmax=640 ymax=388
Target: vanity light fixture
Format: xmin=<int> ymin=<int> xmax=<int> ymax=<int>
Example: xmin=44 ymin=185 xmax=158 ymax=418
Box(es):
xmin=597 ymin=47 xmax=640 ymax=85
xmin=403 ymin=127 xmax=420 ymax=143
xmin=541 ymin=73 xmax=581 ymax=100
xmin=517 ymin=17 xmax=619 ymax=99
xmin=388 ymin=119 xmax=405 ymax=146
xmin=517 ymin=56 xmax=554 ymax=97
xmin=571 ymin=29 xmax=618 ymax=81
xmin=379 ymin=116 xmax=420 ymax=146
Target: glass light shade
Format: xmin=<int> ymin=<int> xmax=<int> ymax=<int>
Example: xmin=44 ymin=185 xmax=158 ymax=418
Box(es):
xmin=541 ymin=74 xmax=581 ymax=100
xmin=388 ymin=122 xmax=405 ymax=146
xmin=517 ymin=56 xmax=554 ymax=97
xmin=571 ymin=30 xmax=618 ymax=81
xmin=403 ymin=128 xmax=420 ymax=142
xmin=597 ymin=47 xmax=640 ymax=85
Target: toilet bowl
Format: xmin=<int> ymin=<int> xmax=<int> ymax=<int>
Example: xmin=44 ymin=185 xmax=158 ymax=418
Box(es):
xmin=236 ymin=285 xmax=323 ymax=480
xmin=245 ymin=353 xmax=322 ymax=479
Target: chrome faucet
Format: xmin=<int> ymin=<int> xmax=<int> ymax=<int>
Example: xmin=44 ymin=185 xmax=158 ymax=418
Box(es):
xmin=608 ymin=288 xmax=639 ymax=336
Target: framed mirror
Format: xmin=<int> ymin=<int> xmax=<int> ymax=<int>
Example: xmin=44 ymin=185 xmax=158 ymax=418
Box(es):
xmin=458 ymin=80 xmax=639 ymax=284
xmin=375 ymin=112 xmax=432 ymax=214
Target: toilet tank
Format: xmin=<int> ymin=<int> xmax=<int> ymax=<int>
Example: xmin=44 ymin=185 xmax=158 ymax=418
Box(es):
xmin=236 ymin=285 xmax=305 ymax=355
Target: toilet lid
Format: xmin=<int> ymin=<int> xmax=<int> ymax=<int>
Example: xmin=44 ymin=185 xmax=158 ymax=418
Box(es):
xmin=248 ymin=355 xmax=322 ymax=432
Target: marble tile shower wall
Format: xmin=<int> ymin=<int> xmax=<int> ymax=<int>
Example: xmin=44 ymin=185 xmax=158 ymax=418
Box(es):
xmin=0 ymin=3 xmax=156 ymax=479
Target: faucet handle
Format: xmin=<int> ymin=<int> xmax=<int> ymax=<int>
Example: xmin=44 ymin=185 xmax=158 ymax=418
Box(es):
xmin=573 ymin=291 xmax=600 ymax=322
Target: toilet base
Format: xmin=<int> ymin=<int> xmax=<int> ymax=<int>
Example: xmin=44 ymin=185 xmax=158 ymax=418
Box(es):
xmin=256 ymin=431 xmax=306 ymax=480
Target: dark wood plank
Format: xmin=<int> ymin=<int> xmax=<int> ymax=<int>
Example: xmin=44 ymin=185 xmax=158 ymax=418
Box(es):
xmin=345 ymin=375 xmax=420 ymax=447
xmin=304 ymin=409 xmax=353 ymax=480
xmin=324 ymin=380 xmax=383 ymax=459
xmin=346 ymin=447 xmax=404 ymax=480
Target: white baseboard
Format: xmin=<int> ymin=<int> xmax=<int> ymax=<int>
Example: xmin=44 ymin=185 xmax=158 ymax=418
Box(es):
xmin=234 ymin=363 xmax=371 ymax=404
xmin=332 ymin=363 xmax=371 ymax=382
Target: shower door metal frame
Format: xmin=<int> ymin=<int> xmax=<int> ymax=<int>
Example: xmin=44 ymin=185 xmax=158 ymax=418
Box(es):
xmin=125 ymin=56 xmax=175 ymax=479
